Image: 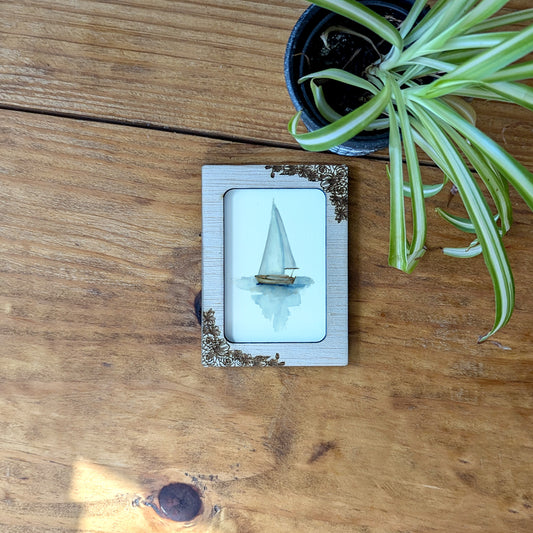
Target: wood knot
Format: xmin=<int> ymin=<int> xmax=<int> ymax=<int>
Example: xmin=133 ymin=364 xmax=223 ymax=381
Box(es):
xmin=194 ymin=291 xmax=202 ymax=325
xmin=148 ymin=483 xmax=202 ymax=522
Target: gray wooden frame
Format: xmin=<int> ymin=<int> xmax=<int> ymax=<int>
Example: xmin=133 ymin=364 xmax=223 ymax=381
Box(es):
xmin=202 ymin=164 xmax=348 ymax=367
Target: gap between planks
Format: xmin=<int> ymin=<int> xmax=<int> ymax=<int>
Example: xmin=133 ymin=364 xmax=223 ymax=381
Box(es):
xmin=0 ymin=103 xmax=421 ymax=167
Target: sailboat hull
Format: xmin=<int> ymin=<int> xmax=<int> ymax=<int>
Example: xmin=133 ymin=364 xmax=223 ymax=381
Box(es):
xmin=255 ymin=274 xmax=295 ymax=286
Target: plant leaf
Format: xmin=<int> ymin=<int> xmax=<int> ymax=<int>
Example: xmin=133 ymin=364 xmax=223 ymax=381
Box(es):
xmin=427 ymin=24 xmax=533 ymax=88
xmin=309 ymin=0 xmax=402 ymax=49
xmin=434 ymin=104 xmax=513 ymax=234
xmin=419 ymin=0 xmax=512 ymax=53
xmin=309 ymin=81 xmax=342 ymax=122
xmin=409 ymin=98 xmax=515 ymax=341
xmin=403 ymin=181 xmax=445 ymax=199
xmin=442 ymin=125 xmax=512 ymax=233
xmin=389 ymin=78 xmax=426 ymax=267
xmin=436 ymin=209 xmax=478 ymax=234
xmin=405 ymin=0 xmax=478 ymax=47
xmin=441 ymin=95 xmax=477 ymax=125
xmin=443 ymin=243 xmax=483 ymax=258
xmin=386 ymin=95 xmax=408 ymax=271
xmin=404 ymin=57 xmax=455 ymax=74
xmin=467 ymin=8 xmax=533 ymax=32
xmin=401 ymin=0 xmax=508 ymax=62
xmin=440 ymin=31 xmax=517 ymax=52
xmin=484 ymin=60 xmax=533 ymax=83
xmin=366 ymin=118 xmax=390 ymax=130
xmin=410 ymin=123 xmax=449 ymax=170
xmin=437 ymin=49 xmax=485 ymax=65
xmin=288 ymin=83 xmax=391 ymax=151
xmin=299 ymin=68 xmax=379 ymax=94
xmin=399 ymin=0 xmax=429 ymax=39
xmin=436 ymin=208 xmax=500 ymax=234
xmin=414 ymin=97 xmax=533 ymax=211
xmin=479 ymin=81 xmax=533 ymax=111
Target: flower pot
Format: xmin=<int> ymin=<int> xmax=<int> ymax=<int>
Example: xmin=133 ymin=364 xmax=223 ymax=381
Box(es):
xmin=284 ymin=0 xmax=418 ymax=156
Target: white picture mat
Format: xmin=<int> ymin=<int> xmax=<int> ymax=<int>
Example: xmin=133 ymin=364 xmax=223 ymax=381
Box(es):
xmin=202 ymin=165 xmax=348 ymax=367
xmin=224 ymin=188 xmax=326 ymax=343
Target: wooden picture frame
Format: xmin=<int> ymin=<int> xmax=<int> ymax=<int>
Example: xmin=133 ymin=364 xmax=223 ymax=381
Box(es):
xmin=202 ymin=164 xmax=348 ymax=367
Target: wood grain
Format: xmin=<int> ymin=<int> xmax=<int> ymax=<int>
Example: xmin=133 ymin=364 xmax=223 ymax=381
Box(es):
xmin=0 ymin=110 xmax=532 ymax=532
xmin=0 ymin=0 xmax=532 ymax=166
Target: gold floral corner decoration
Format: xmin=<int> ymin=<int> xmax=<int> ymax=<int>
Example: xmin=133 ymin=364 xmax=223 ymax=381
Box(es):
xmin=202 ymin=309 xmax=285 ymax=367
xmin=266 ymin=164 xmax=348 ymax=223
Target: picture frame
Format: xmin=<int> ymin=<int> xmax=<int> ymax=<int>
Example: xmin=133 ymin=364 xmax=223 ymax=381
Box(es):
xmin=202 ymin=164 xmax=348 ymax=367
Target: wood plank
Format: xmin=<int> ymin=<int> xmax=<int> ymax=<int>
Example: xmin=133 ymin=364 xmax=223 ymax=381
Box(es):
xmin=0 ymin=0 xmax=300 ymax=145
xmin=0 ymin=109 xmax=532 ymax=532
xmin=1 ymin=0 xmax=532 ymax=166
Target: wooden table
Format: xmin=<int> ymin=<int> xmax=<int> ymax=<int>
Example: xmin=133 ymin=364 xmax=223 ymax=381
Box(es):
xmin=0 ymin=1 xmax=532 ymax=531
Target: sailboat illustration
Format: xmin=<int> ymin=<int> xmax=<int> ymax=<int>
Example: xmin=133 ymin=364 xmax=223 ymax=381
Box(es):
xmin=255 ymin=201 xmax=298 ymax=285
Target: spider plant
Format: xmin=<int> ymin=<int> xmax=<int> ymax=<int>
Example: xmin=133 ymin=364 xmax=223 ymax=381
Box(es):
xmin=288 ymin=0 xmax=533 ymax=341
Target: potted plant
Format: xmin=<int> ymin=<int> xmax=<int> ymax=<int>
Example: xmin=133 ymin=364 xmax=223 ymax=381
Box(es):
xmin=286 ymin=0 xmax=533 ymax=341
xmin=285 ymin=0 xmax=423 ymax=155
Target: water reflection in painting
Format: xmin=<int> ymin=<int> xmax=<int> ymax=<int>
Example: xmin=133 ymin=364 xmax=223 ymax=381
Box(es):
xmin=236 ymin=276 xmax=314 ymax=331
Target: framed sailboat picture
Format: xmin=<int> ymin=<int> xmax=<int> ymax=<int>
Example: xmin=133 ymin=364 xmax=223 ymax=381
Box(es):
xmin=202 ymin=165 xmax=348 ymax=367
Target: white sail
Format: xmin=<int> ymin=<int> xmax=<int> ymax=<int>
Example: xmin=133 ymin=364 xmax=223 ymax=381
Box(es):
xmin=258 ymin=202 xmax=297 ymax=275
xmin=276 ymin=206 xmax=297 ymax=270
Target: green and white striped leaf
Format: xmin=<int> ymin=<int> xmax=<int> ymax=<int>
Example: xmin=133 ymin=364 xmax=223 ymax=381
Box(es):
xmin=441 ymin=95 xmax=477 ymax=125
xmin=398 ymin=0 xmax=429 ymax=38
xmin=467 ymin=8 xmax=533 ymax=33
xmin=440 ymin=121 xmax=513 ymax=233
xmin=401 ymin=0 xmax=509 ymax=63
xmin=309 ymin=81 xmax=342 ymax=122
xmin=406 ymin=0 xmax=484 ymax=43
xmin=436 ymin=208 xmax=501 ymax=234
xmin=436 ymin=209 xmax=478 ymax=234
xmin=389 ymin=78 xmax=426 ymax=266
xmin=427 ymin=24 xmax=533 ymax=87
xmin=480 ymin=81 xmax=533 ymax=111
xmin=420 ymin=78 xmax=533 ymax=104
xmin=416 ymin=0 xmax=513 ymax=56
xmin=409 ymin=99 xmax=515 ymax=341
xmin=386 ymin=95 xmax=408 ymax=271
xmin=404 ymin=0 xmax=478 ymax=48
xmin=309 ymin=0 xmax=402 ymax=49
xmin=441 ymin=31 xmax=517 ymax=52
xmin=403 ymin=181 xmax=446 ymax=199
xmin=443 ymin=242 xmax=483 ymax=258
xmin=484 ymin=61 xmax=533 ymax=83
xmin=414 ymin=97 xmax=533 ymax=211
xmin=288 ymin=84 xmax=391 ymax=151
xmin=299 ymin=68 xmax=379 ymax=95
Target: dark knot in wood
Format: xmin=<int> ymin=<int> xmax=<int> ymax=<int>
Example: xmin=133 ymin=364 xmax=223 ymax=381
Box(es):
xmin=194 ymin=291 xmax=202 ymax=325
xmin=157 ymin=483 xmax=202 ymax=522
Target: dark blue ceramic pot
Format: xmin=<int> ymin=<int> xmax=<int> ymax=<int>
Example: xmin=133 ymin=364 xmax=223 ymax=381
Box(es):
xmin=284 ymin=0 xmax=418 ymax=156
